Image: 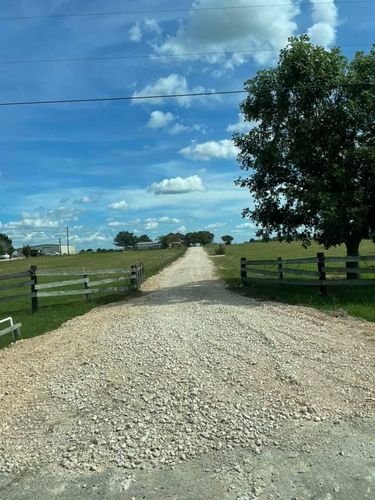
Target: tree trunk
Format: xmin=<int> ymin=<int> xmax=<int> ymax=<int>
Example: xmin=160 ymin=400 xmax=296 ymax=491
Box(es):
xmin=345 ymin=239 xmax=360 ymax=280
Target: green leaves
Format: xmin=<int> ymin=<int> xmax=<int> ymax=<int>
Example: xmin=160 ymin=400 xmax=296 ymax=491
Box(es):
xmin=235 ymin=36 xmax=375 ymax=254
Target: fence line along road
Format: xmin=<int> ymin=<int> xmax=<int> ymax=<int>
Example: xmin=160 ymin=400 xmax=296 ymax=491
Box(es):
xmin=240 ymin=253 xmax=375 ymax=295
xmin=0 ymin=262 xmax=145 ymax=313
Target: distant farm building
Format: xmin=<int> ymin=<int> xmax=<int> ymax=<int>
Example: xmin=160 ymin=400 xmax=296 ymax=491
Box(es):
xmin=136 ymin=241 xmax=162 ymax=250
xmin=30 ymin=244 xmax=77 ymax=256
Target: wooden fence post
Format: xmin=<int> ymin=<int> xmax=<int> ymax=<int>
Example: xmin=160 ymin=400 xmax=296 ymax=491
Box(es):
xmin=30 ymin=265 xmax=38 ymax=313
xmin=130 ymin=264 xmax=138 ymax=290
xmin=317 ymin=252 xmax=327 ymax=295
xmin=240 ymin=257 xmax=247 ymax=286
xmin=83 ymin=268 xmax=90 ymax=301
xmin=277 ymin=257 xmax=284 ymax=283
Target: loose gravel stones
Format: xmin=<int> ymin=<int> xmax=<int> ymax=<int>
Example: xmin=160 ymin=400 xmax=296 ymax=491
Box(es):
xmin=0 ymin=248 xmax=374 ymax=478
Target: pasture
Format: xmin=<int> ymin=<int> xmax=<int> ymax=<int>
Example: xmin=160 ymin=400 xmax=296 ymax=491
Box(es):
xmin=0 ymin=248 xmax=185 ymax=348
xmin=207 ymin=240 xmax=375 ymax=322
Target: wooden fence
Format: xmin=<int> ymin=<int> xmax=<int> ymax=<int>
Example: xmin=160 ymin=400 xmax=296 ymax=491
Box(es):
xmin=240 ymin=253 xmax=375 ymax=294
xmin=0 ymin=262 xmax=145 ymax=313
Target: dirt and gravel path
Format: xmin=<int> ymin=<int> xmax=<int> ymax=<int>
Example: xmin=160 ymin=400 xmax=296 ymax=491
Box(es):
xmin=0 ymin=247 xmax=374 ymax=499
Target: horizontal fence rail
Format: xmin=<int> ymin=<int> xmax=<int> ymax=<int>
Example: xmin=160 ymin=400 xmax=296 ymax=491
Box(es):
xmin=240 ymin=253 xmax=375 ymax=295
xmin=0 ymin=262 xmax=145 ymax=313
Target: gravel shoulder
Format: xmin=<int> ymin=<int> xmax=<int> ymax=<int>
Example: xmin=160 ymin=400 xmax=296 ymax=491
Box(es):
xmin=0 ymin=247 xmax=374 ymax=499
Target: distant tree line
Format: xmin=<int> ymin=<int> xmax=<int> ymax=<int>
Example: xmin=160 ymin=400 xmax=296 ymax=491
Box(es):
xmin=113 ymin=230 xmax=215 ymax=250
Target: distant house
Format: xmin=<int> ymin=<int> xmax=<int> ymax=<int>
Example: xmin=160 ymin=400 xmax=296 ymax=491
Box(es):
xmin=30 ymin=244 xmax=77 ymax=256
xmin=136 ymin=241 xmax=162 ymax=250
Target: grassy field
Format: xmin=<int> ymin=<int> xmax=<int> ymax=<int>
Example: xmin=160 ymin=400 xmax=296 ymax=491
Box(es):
xmin=207 ymin=240 xmax=375 ymax=322
xmin=0 ymin=248 xmax=185 ymax=349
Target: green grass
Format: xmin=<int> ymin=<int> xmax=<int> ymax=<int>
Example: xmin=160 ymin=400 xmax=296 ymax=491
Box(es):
xmin=207 ymin=240 xmax=375 ymax=322
xmin=0 ymin=248 xmax=185 ymax=349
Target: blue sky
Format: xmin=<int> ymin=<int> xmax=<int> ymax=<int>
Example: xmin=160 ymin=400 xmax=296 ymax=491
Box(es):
xmin=0 ymin=0 xmax=374 ymax=249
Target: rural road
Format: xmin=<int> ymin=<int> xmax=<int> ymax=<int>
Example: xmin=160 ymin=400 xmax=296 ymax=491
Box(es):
xmin=0 ymin=247 xmax=374 ymax=499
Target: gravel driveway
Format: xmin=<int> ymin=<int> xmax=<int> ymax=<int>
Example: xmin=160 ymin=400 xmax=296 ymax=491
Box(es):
xmin=0 ymin=247 xmax=374 ymax=499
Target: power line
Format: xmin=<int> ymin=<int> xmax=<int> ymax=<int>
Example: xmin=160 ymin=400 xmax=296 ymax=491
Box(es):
xmin=0 ymin=90 xmax=246 ymax=107
xmin=0 ymin=83 xmax=374 ymax=108
xmin=1 ymin=43 xmax=373 ymax=67
xmin=0 ymin=1 xmax=372 ymax=22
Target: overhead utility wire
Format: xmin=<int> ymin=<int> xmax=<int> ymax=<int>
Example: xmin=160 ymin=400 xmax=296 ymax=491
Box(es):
xmin=0 ymin=1 xmax=372 ymax=21
xmin=0 ymin=90 xmax=246 ymax=107
xmin=1 ymin=84 xmax=374 ymax=107
xmin=1 ymin=43 xmax=373 ymax=66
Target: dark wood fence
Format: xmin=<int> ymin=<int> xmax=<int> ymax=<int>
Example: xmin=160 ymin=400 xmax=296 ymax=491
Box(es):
xmin=0 ymin=262 xmax=145 ymax=313
xmin=240 ymin=253 xmax=375 ymax=294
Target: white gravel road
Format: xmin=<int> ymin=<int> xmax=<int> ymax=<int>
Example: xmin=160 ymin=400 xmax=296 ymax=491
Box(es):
xmin=0 ymin=247 xmax=374 ymax=499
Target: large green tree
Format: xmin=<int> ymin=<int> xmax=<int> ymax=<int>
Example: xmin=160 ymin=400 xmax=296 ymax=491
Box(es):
xmin=0 ymin=233 xmax=13 ymax=255
xmin=186 ymin=231 xmax=214 ymax=246
xmin=221 ymin=235 xmax=234 ymax=245
xmin=235 ymin=36 xmax=375 ymax=277
xmin=113 ymin=231 xmax=137 ymax=250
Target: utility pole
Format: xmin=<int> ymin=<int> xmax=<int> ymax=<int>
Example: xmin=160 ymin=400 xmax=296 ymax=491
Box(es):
xmin=59 ymin=237 xmax=62 ymax=256
xmin=66 ymin=226 xmax=70 ymax=256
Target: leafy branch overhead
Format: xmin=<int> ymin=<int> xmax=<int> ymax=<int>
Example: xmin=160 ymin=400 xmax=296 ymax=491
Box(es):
xmin=235 ymin=35 xmax=375 ymax=257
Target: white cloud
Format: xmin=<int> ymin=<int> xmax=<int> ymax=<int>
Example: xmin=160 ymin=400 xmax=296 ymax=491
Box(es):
xmin=132 ymin=74 xmax=214 ymax=107
xmin=180 ymin=139 xmax=238 ymax=161
xmin=75 ymin=194 xmax=99 ymax=204
xmin=148 ymin=175 xmax=204 ymax=195
xmin=307 ymin=0 xmax=338 ymax=46
xmin=129 ymin=22 xmax=142 ymax=42
xmin=108 ymin=200 xmax=129 ymax=210
xmin=206 ymin=222 xmax=226 ymax=230
xmin=145 ymin=18 xmax=162 ymax=35
xmin=106 ymin=220 xmax=123 ymax=227
xmin=226 ymin=114 xmax=257 ymax=134
xmin=70 ymin=232 xmax=110 ymax=244
xmin=153 ymin=0 xmax=300 ymax=68
xmin=236 ymin=222 xmax=257 ymax=229
xmin=177 ymin=225 xmax=186 ymax=234
xmin=158 ymin=216 xmax=181 ymax=223
xmin=4 ymin=207 xmax=81 ymax=230
xmin=144 ymin=221 xmax=159 ymax=230
xmin=147 ymin=110 xmax=175 ymax=128
xmin=168 ymin=123 xmax=189 ymax=135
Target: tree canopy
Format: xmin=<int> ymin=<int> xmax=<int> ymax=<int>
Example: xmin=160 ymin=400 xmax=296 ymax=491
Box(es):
xmin=235 ymin=36 xmax=375 ymax=258
xmin=0 ymin=233 xmax=13 ymax=255
xmin=113 ymin=231 xmax=138 ymax=249
xmin=185 ymin=231 xmax=214 ymax=246
xmin=221 ymin=235 xmax=234 ymax=245
xmin=137 ymin=234 xmax=152 ymax=243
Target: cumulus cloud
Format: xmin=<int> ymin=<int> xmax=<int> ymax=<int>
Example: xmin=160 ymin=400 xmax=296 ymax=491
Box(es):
xmin=307 ymin=0 xmax=338 ymax=46
xmin=158 ymin=216 xmax=181 ymax=223
xmin=147 ymin=110 xmax=175 ymax=128
xmin=144 ymin=220 xmax=159 ymax=230
xmin=132 ymin=74 xmax=214 ymax=107
xmin=148 ymin=175 xmax=204 ymax=195
xmin=144 ymin=18 xmax=162 ymax=35
xmin=5 ymin=207 xmax=81 ymax=230
xmin=236 ymin=222 xmax=257 ymax=229
xmin=226 ymin=114 xmax=257 ymax=134
xmin=129 ymin=22 xmax=142 ymax=42
xmin=70 ymin=232 xmax=110 ymax=244
xmin=108 ymin=200 xmax=129 ymax=210
xmin=106 ymin=220 xmax=123 ymax=227
xmin=180 ymin=139 xmax=238 ymax=161
xmin=206 ymin=222 xmax=226 ymax=230
xmin=74 ymin=194 xmax=99 ymax=204
xmin=153 ymin=0 xmax=300 ymax=68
